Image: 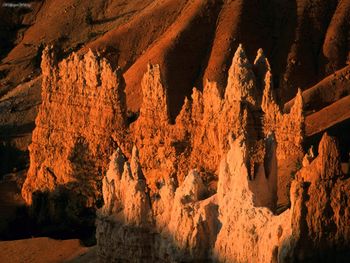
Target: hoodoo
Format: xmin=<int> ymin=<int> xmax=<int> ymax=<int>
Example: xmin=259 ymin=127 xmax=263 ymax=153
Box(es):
xmin=19 ymin=44 xmax=350 ymax=262
xmin=1 ymin=1 xmax=350 ymax=261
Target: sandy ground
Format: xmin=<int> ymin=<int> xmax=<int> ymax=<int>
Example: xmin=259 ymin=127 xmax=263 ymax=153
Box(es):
xmin=0 ymin=237 xmax=97 ymax=263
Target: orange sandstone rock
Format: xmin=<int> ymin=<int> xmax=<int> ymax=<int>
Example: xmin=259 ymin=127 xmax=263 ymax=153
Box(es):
xmin=22 ymin=47 xmax=126 ymax=220
xmin=22 ymin=43 xmax=350 ymax=262
xmin=23 ymin=44 xmax=305 ymax=221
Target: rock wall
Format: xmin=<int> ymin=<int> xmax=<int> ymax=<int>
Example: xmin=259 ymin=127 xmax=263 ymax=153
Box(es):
xmin=97 ymin=146 xmax=219 ymax=262
xmin=22 ymin=44 xmax=350 ymax=261
xmin=22 ymin=44 xmax=304 ymax=226
xmin=129 ymin=44 xmax=303 ymax=201
xmin=22 ymin=47 xmax=126 ymax=223
xmin=95 ymin=45 xmax=306 ymax=262
xmin=212 ymin=135 xmax=292 ymax=263
xmin=260 ymin=53 xmax=304 ymax=206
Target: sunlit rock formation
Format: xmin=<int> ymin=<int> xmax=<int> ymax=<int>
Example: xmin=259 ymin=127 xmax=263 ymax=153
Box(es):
xmin=95 ymin=45 xmax=302 ymax=262
xmin=97 ymin=126 xmax=350 ymax=262
xmin=258 ymin=51 xmax=304 ymax=205
xmin=128 ymin=45 xmax=303 ymax=198
xmin=24 ymin=45 xmax=302 ymax=210
xmin=97 ymin=149 xmax=219 ymax=262
xmin=213 ymin=134 xmax=292 ymax=263
xmin=22 ymin=44 xmax=350 ymax=262
xmin=23 ymin=44 xmax=303 ymax=221
xmin=22 ymin=47 xmax=126 ymax=222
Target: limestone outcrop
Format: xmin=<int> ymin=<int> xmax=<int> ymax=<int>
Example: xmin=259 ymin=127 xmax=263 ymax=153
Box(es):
xmin=213 ymin=135 xmax=292 ymax=263
xmin=212 ymin=133 xmax=350 ymax=263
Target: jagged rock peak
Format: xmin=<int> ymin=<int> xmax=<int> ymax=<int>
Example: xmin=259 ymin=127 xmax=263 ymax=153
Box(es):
xmin=22 ymin=47 xmax=126 ymax=206
xmin=190 ymin=87 xmax=204 ymax=116
xmin=82 ymin=49 xmax=124 ymax=95
xmin=261 ymin=70 xmax=276 ymax=113
xmin=140 ymin=63 xmax=170 ymax=123
xmin=290 ymin=88 xmax=303 ymax=118
xmin=225 ymin=44 xmax=257 ymax=106
xmin=254 ymin=48 xmax=272 ymax=98
xmin=58 ymin=49 xmax=111 ymax=89
xmin=83 ymin=49 xmax=100 ymax=88
xmin=41 ymin=45 xmax=58 ymax=94
xmin=289 ymin=88 xmax=304 ymax=145
xmin=318 ymin=133 xmax=342 ymax=180
xmin=120 ymin=162 xmax=151 ymax=227
xmin=203 ymin=80 xmax=222 ymax=113
xmin=254 ymin=48 xmax=271 ymax=74
xmin=175 ymin=95 xmax=191 ymax=124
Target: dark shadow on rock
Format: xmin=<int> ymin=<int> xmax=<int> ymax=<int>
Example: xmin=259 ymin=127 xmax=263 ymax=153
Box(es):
xmin=96 ymin=218 xmax=216 ymax=263
xmin=0 ymin=3 xmax=33 ymax=60
xmin=0 ymin=182 xmax=96 ymax=247
xmin=270 ymin=0 xmax=296 ymax=103
xmin=163 ymin=0 xmax=223 ymax=122
xmin=279 ymin=236 xmax=350 ymax=263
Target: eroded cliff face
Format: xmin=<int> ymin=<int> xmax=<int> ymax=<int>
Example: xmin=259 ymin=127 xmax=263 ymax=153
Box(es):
xmin=22 ymin=47 xmax=126 ymax=222
xmin=22 ymin=43 xmax=302 ymax=224
xmin=95 ymin=45 xmax=304 ymax=262
xmin=129 ymin=44 xmax=304 ymax=203
xmin=22 ymin=44 xmax=350 ymax=262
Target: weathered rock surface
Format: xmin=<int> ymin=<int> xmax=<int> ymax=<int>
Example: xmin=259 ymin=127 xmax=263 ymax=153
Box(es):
xmin=2 ymin=0 xmax=350 ymax=182
xmin=213 ymin=135 xmax=292 ymax=263
xmin=22 ymin=47 xmax=126 ymax=223
xmin=97 ymin=130 xmax=350 ymax=262
xmin=97 ymin=148 xmax=220 ymax=262
xmin=22 ymin=44 xmax=303 ymax=220
xmin=129 ymin=45 xmax=304 ymax=198
xmin=22 ymin=44 xmax=350 ymax=262
xmin=289 ymin=133 xmax=350 ymax=262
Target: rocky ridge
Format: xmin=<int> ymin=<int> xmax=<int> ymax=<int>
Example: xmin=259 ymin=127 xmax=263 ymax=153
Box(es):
xmin=21 ymin=44 xmax=350 ymax=262
xmin=22 ymin=44 xmax=304 ymax=211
